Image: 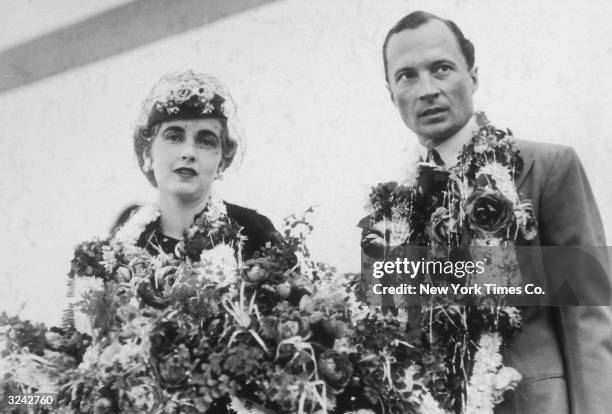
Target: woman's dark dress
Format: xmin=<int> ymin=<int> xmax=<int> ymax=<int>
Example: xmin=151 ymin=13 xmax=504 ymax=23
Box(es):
xmin=113 ymin=202 xmax=280 ymax=260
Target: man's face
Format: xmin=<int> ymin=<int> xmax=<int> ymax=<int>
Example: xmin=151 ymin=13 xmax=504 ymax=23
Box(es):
xmin=385 ymin=19 xmax=478 ymax=146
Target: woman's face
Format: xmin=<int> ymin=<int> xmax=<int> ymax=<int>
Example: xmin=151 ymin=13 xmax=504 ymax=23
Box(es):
xmin=149 ymin=118 xmax=224 ymax=202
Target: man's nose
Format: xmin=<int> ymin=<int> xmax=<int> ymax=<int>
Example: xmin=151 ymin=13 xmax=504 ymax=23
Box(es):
xmin=417 ymin=74 xmax=440 ymax=101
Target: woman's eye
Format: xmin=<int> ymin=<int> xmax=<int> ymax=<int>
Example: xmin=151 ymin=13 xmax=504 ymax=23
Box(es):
xmin=196 ymin=135 xmax=219 ymax=147
xmin=165 ymin=133 xmax=182 ymax=142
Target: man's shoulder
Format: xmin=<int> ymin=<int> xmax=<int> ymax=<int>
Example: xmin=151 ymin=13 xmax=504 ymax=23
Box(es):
xmin=515 ymin=139 xmax=580 ymax=170
xmin=515 ymin=139 xmax=575 ymax=160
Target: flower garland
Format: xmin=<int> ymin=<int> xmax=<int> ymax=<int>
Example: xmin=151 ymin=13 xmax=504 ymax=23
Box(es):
xmin=361 ymin=112 xmax=533 ymax=413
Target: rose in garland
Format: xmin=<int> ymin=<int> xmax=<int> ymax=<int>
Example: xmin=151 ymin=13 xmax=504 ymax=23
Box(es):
xmin=275 ymin=311 xmax=310 ymax=341
xmin=154 ymin=343 xmax=192 ymax=388
xmin=243 ymin=257 xmax=272 ymax=284
xmin=465 ymin=188 xmax=514 ymax=236
xmin=318 ymin=350 xmax=354 ymax=392
xmin=427 ymin=207 xmax=453 ymax=245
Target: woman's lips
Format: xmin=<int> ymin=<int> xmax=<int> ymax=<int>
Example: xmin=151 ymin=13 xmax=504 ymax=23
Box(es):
xmin=174 ymin=167 xmax=197 ymax=176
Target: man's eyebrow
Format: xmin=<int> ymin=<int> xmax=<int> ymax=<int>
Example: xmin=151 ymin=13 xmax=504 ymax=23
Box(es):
xmin=430 ymin=59 xmax=456 ymax=67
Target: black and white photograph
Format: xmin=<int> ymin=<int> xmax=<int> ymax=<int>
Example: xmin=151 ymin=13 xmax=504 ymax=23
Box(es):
xmin=1 ymin=0 xmax=611 ymax=413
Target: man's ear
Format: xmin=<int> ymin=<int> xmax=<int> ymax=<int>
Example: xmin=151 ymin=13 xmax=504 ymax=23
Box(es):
xmin=386 ymin=83 xmax=397 ymax=106
xmin=469 ymin=66 xmax=479 ymax=92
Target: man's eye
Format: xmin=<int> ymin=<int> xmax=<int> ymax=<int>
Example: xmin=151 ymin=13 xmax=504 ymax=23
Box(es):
xmin=434 ymin=64 xmax=452 ymax=74
xmin=397 ymin=71 xmax=416 ymax=82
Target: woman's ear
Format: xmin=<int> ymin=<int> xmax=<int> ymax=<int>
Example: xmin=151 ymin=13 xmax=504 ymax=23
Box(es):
xmin=216 ymin=161 xmax=225 ymax=180
xmin=143 ymin=153 xmax=153 ymax=172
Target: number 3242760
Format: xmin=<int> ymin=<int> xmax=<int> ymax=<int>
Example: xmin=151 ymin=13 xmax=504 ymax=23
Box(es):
xmin=7 ymin=393 xmax=56 ymax=406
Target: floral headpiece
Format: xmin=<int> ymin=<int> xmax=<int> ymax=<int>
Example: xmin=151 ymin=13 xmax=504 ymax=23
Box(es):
xmin=137 ymin=71 xmax=238 ymax=128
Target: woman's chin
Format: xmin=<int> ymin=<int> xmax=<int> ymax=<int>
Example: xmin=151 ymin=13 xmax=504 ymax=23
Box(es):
xmin=162 ymin=184 xmax=209 ymax=203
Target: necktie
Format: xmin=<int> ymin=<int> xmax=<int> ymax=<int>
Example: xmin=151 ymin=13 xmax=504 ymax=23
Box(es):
xmin=427 ymin=148 xmax=445 ymax=166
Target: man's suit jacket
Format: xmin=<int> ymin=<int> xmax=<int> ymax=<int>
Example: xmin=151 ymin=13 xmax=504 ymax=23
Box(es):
xmin=496 ymin=140 xmax=612 ymax=414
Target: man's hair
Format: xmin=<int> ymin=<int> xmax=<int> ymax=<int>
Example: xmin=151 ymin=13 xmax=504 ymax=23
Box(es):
xmin=382 ymin=11 xmax=475 ymax=82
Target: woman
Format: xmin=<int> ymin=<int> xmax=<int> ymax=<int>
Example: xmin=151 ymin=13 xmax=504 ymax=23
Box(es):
xmin=59 ymin=71 xmax=281 ymax=413
xmin=114 ymin=70 xmax=279 ymax=260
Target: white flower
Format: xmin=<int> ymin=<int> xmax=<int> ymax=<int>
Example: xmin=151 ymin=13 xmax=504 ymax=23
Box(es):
xmin=0 ymin=350 xmax=57 ymax=392
xmin=200 ymin=243 xmax=236 ymax=268
xmin=101 ymin=339 xmax=146 ymax=368
xmin=197 ymin=243 xmax=238 ymax=287
xmin=474 ymin=142 xmax=488 ymax=154
xmin=477 ymin=162 xmax=519 ymax=204
xmin=229 ymin=396 xmax=270 ymax=414
xmin=463 ymin=333 xmax=521 ymax=414
xmin=346 ymin=290 xmax=370 ymax=324
xmin=333 ymin=337 xmax=358 ymax=354
xmin=373 ymin=217 xmax=411 ymax=246
xmin=101 ymin=245 xmax=118 ymax=272
xmin=128 ymin=384 xmax=157 ymax=410
xmin=395 ymin=307 xmax=409 ymax=325
xmin=80 ymin=343 xmax=101 ymax=369
xmin=414 ymin=390 xmax=447 ymax=414
xmin=113 ymin=203 xmax=161 ymax=245
xmin=195 ymin=83 xmax=215 ymax=100
xmin=493 ymin=367 xmax=522 ymax=395
xmin=396 ymin=365 xmax=419 ymax=394
xmin=502 ymin=306 xmax=522 ymax=329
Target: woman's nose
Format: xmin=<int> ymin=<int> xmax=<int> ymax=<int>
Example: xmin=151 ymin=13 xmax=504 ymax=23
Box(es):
xmin=180 ymin=141 xmax=197 ymax=161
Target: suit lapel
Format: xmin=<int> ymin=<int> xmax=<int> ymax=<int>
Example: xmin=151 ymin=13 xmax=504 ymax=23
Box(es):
xmin=516 ymin=142 xmax=535 ymax=191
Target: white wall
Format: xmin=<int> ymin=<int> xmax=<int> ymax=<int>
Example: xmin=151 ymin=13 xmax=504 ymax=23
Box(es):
xmin=2 ymin=0 xmax=611 ymax=324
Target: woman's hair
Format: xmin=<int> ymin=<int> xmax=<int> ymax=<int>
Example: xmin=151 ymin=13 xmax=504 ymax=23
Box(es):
xmin=133 ymin=71 xmax=244 ymax=187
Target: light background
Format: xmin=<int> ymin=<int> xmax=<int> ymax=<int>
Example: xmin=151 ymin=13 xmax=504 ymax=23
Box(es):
xmin=2 ymin=0 xmax=611 ymax=324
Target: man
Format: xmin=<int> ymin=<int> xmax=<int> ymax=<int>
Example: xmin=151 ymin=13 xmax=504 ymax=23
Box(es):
xmin=381 ymin=10 xmax=612 ymax=414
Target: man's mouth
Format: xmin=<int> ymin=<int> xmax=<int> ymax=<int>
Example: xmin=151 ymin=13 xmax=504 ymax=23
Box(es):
xmin=420 ymin=107 xmax=447 ymax=117
xmin=174 ymin=167 xmax=198 ymax=177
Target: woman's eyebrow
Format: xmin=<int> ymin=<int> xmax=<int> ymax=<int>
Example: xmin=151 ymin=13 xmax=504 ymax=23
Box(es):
xmin=162 ymin=125 xmax=185 ymax=133
xmin=196 ymin=129 xmax=220 ymax=137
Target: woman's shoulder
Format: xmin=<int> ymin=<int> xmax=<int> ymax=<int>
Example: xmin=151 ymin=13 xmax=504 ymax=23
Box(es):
xmin=224 ymin=202 xmax=281 ymax=256
xmin=224 ymin=202 xmax=273 ymax=227
xmin=224 ymin=202 xmax=279 ymax=237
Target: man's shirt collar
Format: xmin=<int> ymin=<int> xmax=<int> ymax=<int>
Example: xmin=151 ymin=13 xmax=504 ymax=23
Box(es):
xmin=417 ymin=116 xmax=478 ymax=166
